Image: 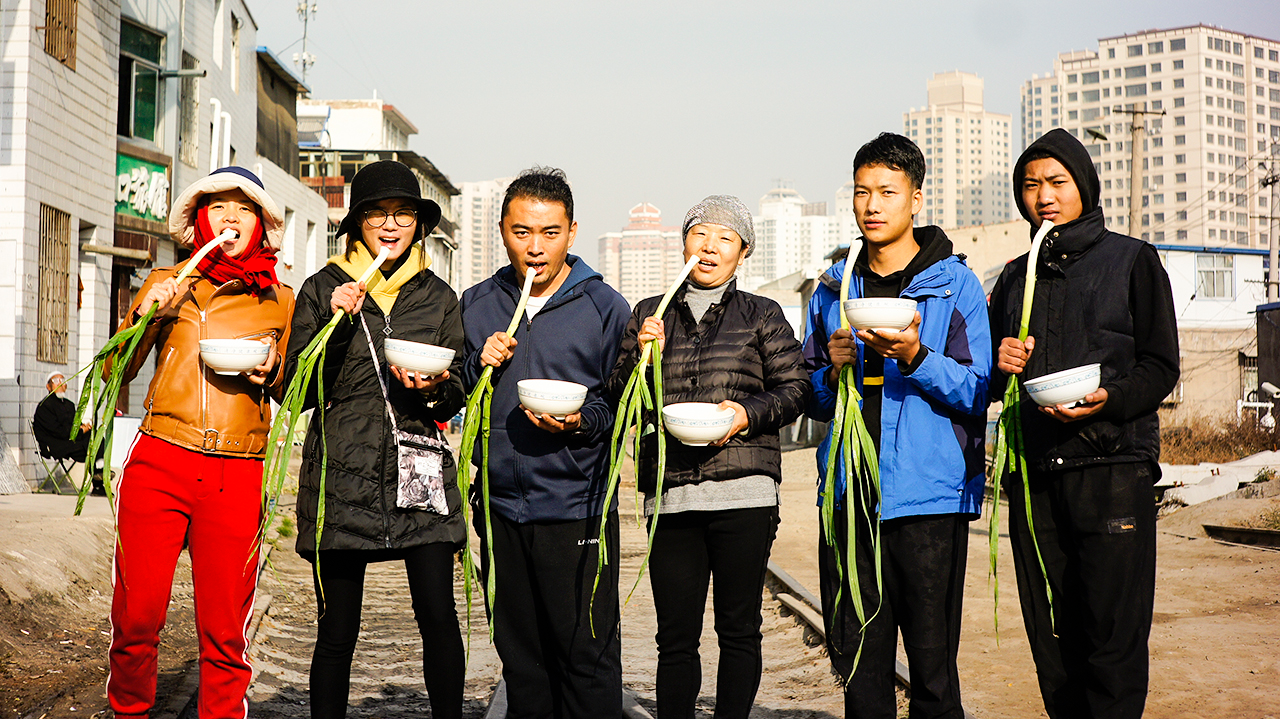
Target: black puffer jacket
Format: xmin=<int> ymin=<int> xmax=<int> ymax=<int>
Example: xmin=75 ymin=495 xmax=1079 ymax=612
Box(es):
xmin=609 ymin=280 xmax=810 ymax=494
xmin=287 ymin=262 xmax=467 ymax=555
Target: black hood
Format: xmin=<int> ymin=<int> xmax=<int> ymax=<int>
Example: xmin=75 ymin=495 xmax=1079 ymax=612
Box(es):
xmin=1013 ymin=128 xmax=1101 ymax=224
xmin=853 ymin=225 xmax=955 ymax=294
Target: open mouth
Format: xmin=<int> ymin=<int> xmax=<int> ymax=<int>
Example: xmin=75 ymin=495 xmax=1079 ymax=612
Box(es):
xmin=697 ymin=258 xmax=718 ymax=270
xmin=526 ymin=261 xmax=548 ymax=276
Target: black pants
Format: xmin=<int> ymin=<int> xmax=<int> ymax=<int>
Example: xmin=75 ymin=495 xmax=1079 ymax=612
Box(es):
xmin=1005 ymin=461 xmax=1157 ymax=719
xmin=309 ymin=543 xmax=464 ymax=719
xmin=819 ymin=509 xmax=969 ymax=719
xmin=647 ymin=506 xmax=779 ymax=719
xmin=476 ymin=510 xmax=622 ymax=719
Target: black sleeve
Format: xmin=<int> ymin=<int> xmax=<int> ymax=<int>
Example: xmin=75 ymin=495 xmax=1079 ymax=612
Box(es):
xmin=284 ymin=273 xmax=357 ymax=411
xmin=420 ymin=284 xmax=466 ymax=422
xmin=1097 ymin=244 xmax=1180 ymax=421
xmin=606 ymin=304 xmax=647 ymax=401
xmin=735 ymin=301 xmax=813 ymax=439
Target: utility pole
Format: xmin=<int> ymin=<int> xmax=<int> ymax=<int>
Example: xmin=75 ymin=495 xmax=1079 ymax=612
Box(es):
xmin=1261 ymin=142 xmax=1280 ymax=302
xmin=1114 ymin=103 xmax=1166 ymax=239
xmin=294 ymin=2 xmax=317 ymax=84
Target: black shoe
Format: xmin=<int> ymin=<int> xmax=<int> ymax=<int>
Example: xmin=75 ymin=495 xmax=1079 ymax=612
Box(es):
xmin=91 ymin=477 xmax=107 ymax=497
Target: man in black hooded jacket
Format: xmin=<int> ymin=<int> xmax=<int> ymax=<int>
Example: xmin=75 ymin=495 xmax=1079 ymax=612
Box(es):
xmin=988 ymin=128 xmax=1179 ymax=719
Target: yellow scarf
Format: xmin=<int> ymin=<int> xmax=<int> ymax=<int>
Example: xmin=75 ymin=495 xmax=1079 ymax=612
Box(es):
xmin=327 ymin=242 xmax=431 ymax=314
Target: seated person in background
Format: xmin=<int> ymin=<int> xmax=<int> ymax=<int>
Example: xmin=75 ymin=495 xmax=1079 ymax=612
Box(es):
xmin=33 ymin=371 xmax=105 ymax=494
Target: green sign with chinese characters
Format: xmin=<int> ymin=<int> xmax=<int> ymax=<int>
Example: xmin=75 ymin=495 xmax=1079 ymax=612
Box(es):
xmin=115 ymin=153 xmax=170 ymax=223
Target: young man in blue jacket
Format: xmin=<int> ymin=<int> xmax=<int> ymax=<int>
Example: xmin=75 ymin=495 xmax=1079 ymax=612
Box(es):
xmin=803 ymin=133 xmax=992 ymax=719
xmin=460 ymin=167 xmax=630 ymax=718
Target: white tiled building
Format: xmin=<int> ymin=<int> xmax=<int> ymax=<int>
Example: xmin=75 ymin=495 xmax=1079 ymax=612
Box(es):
xmin=903 ymin=71 xmax=1014 ymax=229
xmin=0 ymin=0 xmax=327 ymax=489
xmin=596 ymin=203 xmax=683 ymax=306
xmin=1022 ymin=25 xmax=1280 ymax=248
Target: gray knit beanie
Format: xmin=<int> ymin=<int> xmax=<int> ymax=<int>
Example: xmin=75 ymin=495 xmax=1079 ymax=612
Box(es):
xmin=682 ymin=195 xmax=755 ymax=258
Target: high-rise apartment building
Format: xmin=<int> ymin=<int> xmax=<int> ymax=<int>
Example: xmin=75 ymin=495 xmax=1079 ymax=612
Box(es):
xmin=596 ymin=203 xmax=683 ymax=306
xmin=455 ymin=178 xmax=513 ymax=292
xmin=903 ymin=71 xmax=1014 ymax=229
xmin=744 ymin=184 xmax=836 ymax=291
xmin=1022 ymin=25 xmax=1280 ymax=248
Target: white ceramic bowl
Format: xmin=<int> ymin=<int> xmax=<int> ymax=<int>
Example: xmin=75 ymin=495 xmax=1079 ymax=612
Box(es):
xmin=1025 ymin=363 xmax=1102 ymax=407
xmin=384 ymin=338 xmax=455 ymax=378
xmin=663 ymin=402 xmax=736 ymax=446
xmin=842 ymin=298 xmax=918 ymax=331
xmin=518 ymin=379 xmax=588 ymax=419
xmin=199 ymin=339 xmax=270 ymax=376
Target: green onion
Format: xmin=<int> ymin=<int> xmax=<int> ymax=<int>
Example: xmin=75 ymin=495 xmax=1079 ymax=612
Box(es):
xmin=262 ymin=247 xmax=390 ymax=602
xmin=70 ymin=232 xmax=233 ymax=516
xmin=988 ymin=220 xmax=1056 ymax=638
xmin=818 ymin=256 xmax=884 ymax=678
xmin=590 ymin=255 xmax=700 ymax=636
xmin=456 ymin=268 xmax=535 ymax=642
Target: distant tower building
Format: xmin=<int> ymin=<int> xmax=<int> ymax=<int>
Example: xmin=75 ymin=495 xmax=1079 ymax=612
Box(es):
xmin=744 ymin=182 xmax=833 ymax=291
xmin=597 ymin=203 xmax=683 ymax=306
xmin=902 ymin=71 xmax=1014 ymax=229
xmin=455 ymin=178 xmax=513 ymax=292
xmin=1022 ymin=25 xmax=1280 ymax=248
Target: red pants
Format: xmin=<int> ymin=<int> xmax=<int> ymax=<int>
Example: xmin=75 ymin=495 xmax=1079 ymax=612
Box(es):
xmin=108 ymin=433 xmax=262 ymax=719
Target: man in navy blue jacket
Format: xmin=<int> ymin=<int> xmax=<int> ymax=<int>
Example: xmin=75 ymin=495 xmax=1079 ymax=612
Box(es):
xmin=803 ymin=133 xmax=991 ymax=719
xmin=460 ymin=167 xmax=629 ymax=718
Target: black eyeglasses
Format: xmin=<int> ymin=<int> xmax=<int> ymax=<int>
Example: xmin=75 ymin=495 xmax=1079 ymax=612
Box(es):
xmin=364 ymin=208 xmax=417 ymax=227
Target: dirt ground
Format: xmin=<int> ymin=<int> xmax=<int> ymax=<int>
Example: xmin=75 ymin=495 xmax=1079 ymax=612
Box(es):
xmin=0 ymin=493 xmax=198 ymax=719
xmin=2 ymin=450 xmax=1279 ymax=719
xmin=773 ymin=450 xmax=1280 ymax=719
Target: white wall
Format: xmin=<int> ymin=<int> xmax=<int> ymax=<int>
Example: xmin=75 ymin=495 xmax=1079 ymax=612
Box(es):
xmin=0 ymin=0 xmax=121 ymax=486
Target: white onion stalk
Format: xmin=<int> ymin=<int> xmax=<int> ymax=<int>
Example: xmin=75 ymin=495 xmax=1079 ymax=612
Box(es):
xmin=988 ymin=220 xmax=1056 ymax=637
xmin=589 ymin=255 xmax=701 ymax=636
xmin=458 ymin=267 xmax=536 ymax=644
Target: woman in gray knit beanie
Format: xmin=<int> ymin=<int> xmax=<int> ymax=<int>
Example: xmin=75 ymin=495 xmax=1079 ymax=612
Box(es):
xmin=608 ymin=196 xmax=811 ymax=718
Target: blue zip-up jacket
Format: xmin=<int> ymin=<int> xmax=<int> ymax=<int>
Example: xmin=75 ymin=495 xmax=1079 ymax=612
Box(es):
xmin=460 ymin=256 xmax=630 ymax=523
xmin=802 ymin=250 xmax=992 ymax=520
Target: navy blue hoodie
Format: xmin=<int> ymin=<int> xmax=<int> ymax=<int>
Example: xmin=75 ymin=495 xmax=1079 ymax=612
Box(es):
xmin=460 ymin=256 xmax=631 ymax=523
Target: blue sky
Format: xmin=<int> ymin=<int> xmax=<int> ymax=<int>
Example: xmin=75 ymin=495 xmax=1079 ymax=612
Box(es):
xmin=251 ymin=0 xmax=1280 ymax=263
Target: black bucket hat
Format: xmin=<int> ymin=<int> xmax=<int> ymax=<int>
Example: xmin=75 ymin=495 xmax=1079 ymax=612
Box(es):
xmin=336 ymin=160 xmax=442 ymax=239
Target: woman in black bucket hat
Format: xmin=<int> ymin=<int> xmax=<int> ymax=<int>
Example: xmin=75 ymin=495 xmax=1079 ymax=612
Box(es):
xmin=284 ymin=160 xmax=466 ymax=719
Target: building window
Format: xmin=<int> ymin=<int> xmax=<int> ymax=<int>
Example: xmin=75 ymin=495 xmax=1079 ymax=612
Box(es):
xmin=37 ymin=204 xmax=71 ymax=364
xmin=1125 ymin=65 xmax=1147 ymax=79
xmin=1196 ymin=253 xmax=1233 ymax=299
xmin=1128 ymin=44 xmax=1143 ymax=57
xmin=1125 ymin=84 xmax=1147 ymax=97
xmin=178 ymin=52 xmax=200 ymax=167
xmin=117 ymin=20 xmax=164 ymax=142
xmin=1171 ymin=38 xmax=1186 ymax=52
xmin=1149 ymin=42 xmax=1163 ymax=54
xmin=1083 ymin=71 xmax=1100 ymax=85
xmin=42 ymin=0 xmax=77 ymax=69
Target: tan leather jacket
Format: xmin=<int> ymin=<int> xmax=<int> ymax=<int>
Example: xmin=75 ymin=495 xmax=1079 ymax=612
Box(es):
xmin=119 ymin=262 xmax=295 ymax=459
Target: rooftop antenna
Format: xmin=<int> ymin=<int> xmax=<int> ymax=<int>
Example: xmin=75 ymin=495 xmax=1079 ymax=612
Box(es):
xmin=293 ymin=2 xmax=317 ymax=83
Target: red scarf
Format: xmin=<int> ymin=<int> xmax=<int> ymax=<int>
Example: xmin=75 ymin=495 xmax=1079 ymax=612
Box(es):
xmin=192 ymin=205 xmax=279 ymax=295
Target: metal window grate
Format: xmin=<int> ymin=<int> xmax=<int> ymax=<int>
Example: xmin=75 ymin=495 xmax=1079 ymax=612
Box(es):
xmin=37 ymin=204 xmax=71 ymax=364
xmin=42 ymin=0 xmax=77 ymax=69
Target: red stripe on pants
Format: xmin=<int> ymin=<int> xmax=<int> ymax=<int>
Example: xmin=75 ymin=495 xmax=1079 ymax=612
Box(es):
xmin=108 ymin=433 xmax=262 ymax=719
